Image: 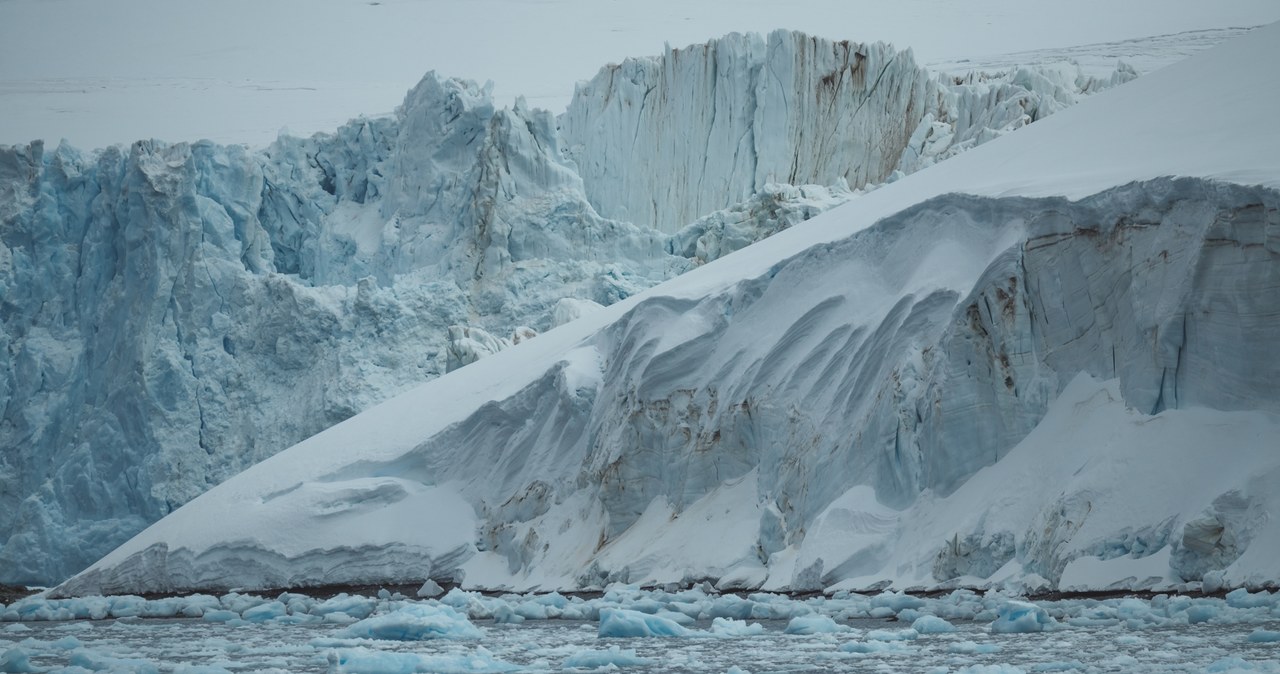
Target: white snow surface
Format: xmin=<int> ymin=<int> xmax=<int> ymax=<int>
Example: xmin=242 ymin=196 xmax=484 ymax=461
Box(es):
xmin=52 ymin=24 xmax=1280 ymax=597
xmin=0 ymin=26 xmax=1163 ymax=584
xmin=2 ymin=0 xmax=1277 ymax=150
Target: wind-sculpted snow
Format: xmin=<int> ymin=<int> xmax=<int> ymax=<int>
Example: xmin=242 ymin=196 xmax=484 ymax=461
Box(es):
xmin=0 ymin=30 xmax=1135 ymax=585
xmin=53 ymin=176 xmax=1280 ymax=597
xmin=50 ymin=14 xmax=1280 ymax=589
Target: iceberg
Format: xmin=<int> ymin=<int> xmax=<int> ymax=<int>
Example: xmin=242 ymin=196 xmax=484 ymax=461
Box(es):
xmin=563 ymin=646 xmax=653 ymax=669
xmin=989 ymin=601 xmax=1057 ymax=634
xmin=911 ymin=615 xmax=957 ymax=634
xmin=338 ymin=604 xmax=482 ymax=641
xmin=597 ymin=608 xmax=691 ymax=638
xmin=783 ymin=615 xmax=850 ymax=635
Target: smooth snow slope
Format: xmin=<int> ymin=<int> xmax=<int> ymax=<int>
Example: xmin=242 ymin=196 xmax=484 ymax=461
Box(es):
xmin=56 ymin=23 xmax=1280 ymax=597
xmin=2 ymin=0 xmax=1278 ymax=150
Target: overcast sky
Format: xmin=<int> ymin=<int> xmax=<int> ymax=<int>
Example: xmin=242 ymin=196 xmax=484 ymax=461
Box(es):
xmin=2 ymin=0 xmax=1277 ymax=148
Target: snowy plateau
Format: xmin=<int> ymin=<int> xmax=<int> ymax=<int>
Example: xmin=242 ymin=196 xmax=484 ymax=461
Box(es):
xmin=0 ymin=9 xmax=1265 ymax=606
xmin=0 ymin=27 xmax=1155 ymax=587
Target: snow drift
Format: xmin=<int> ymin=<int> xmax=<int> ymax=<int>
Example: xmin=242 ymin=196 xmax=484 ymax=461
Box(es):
xmin=0 ymin=31 xmax=1131 ymax=584
xmin=51 ymin=24 xmax=1280 ymax=597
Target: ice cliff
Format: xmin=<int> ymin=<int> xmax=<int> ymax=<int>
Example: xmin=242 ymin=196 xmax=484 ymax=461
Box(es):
xmin=3 ymin=31 xmax=1138 ymax=585
xmin=561 ymin=30 xmax=1133 ymax=232
xmin=49 ymin=23 xmax=1280 ymax=597
xmin=0 ymin=78 xmax=679 ymax=585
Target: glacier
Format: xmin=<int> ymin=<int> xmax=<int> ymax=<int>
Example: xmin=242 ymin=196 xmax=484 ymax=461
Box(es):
xmin=44 ymin=23 xmax=1280 ymax=597
xmin=0 ymin=30 xmax=1141 ymax=585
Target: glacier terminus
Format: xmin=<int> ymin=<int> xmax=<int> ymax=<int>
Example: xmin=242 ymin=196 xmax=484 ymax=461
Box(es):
xmin=0 ymin=22 xmax=1271 ymax=600
xmin=2 ymin=29 xmax=1152 ymax=588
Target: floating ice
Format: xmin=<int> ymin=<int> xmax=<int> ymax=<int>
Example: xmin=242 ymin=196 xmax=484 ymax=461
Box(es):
xmin=709 ymin=617 xmax=765 ymax=638
xmin=69 ymin=648 xmax=160 ymax=673
xmin=784 ymin=614 xmax=850 ymax=635
xmin=839 ymin=640 xmax=915 ymax=654
xmin=562 ymin=645 xmax=654 ymax=669
xmin=201 ymin=610 xmax=239 ymax=623
xmin=0 ymin=647 xmax=40 ymax=674
xmin=311 ymin=594 xmax=378 ymax=621
xmin=912 ymin=615 xmax=958 ymax=634
xmin=416 ymin=580 xmax=445 ymax=598
xmin=870 ymin=592 xmax=926 ymax=613
xmin=949 ymin=641 xmax=1003 ymax=654
xmin=338 ymin=604 xmax=483 ymax=641
xmin=1227 ymin=590 xmax=1276 ymax=610
xmin=990 ymin=601 xmax=1057 ymax=634
xmin=597 ymin=608 xmax=690 ymax=638
xmin=240 ymin=601 xmax=286 ymax=623
xmin=1247 ymin=630 xmax=1280 ymax=643
xmin=491 ymin=603 xmax=525 ymax=625
xmin=866 ymin=628 xmax=920 ymax=642
xmin=327 ymin=646 xmax=519 ymax=674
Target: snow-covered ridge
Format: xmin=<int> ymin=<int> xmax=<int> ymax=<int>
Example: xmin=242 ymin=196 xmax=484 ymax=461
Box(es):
xmin=0 ymin=30 xmax=1138 ymax=585
xmin=49 ymin=20 xmax=1280 ymax=596
xmin=52 ymin=164 xmax=1280 ymax=596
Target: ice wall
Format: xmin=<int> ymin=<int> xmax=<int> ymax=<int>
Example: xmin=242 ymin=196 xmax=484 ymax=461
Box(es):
xmin=486 ymin=179 xmax=1280 ymax=590
xmin=561 ymin=30 xmax=1131 ymax=233
xmin=0 ymin=75 xmax=679 ymax=584
xmin=1 ymin=32 xmax=1133 ymax=585
xmin=52 ymin=178 xmax=1280 ymax=597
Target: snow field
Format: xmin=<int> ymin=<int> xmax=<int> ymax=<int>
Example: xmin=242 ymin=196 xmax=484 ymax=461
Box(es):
xmin=0 ymin=26 xmax=1157 ymax=588
xmin=41 ymin=21 xmax=1280 ymax=599
xmin=3 ymin=586 xmax=1280 ymax=672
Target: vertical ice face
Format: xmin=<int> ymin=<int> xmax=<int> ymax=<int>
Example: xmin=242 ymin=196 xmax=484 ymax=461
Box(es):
xmin=49 ymin=177 xmax=1280 ymax=598
xmin=0 ymin=32 xmax=1138 ymax=585
xmin=560 ymin=30 xmax=1134 ymax=235
xmin=561 ymin=31 xmax=935 ymax=233
xmin=0 ymin=75 xmax=679 ymax=584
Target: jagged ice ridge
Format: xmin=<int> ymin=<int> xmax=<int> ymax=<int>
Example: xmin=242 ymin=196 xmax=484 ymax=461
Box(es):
xmin=0 ymin=28 xmax=1175 ymax=586
xmin=44 ymin=24 xmax=1280 ymax=597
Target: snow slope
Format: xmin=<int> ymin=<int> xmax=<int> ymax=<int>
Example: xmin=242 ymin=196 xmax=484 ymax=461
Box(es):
xmin=2 ymin=0 xmax=1277 ymax=150
xmin=0 ymin=28 xmax=1147 ymax=585
xmin=54 ymin=23 xmax=1280 ymax=597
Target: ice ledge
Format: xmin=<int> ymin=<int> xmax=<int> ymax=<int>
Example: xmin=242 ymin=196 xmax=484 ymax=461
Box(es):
xmin=51 ymin=178 xmax=1280 ymax=597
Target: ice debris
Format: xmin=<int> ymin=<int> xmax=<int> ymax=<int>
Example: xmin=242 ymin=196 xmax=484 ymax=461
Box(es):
xmin=597 ymin=608 xmax=690 ymax=638
xmin=990 ymin=601 xmax=1057 ymax=634
xmin=562 ymin=645 xmax=654 ymax=669
xmin=338 ymin=604 xmax=482 ymax=641
xmin=783 ymin=614 xmax=850 ymax=634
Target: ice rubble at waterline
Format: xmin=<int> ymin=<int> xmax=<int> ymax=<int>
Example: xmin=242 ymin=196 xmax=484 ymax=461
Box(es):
xmin=4 ymin=586 xmax=1280 ymax=672
xmin=41 ymin=23 xmax=1280 ymax=599
xmin=0 ymin=28 xmax=1146 ymax=585
xmin=8 ymin=584 xmax=1280 ymax=631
